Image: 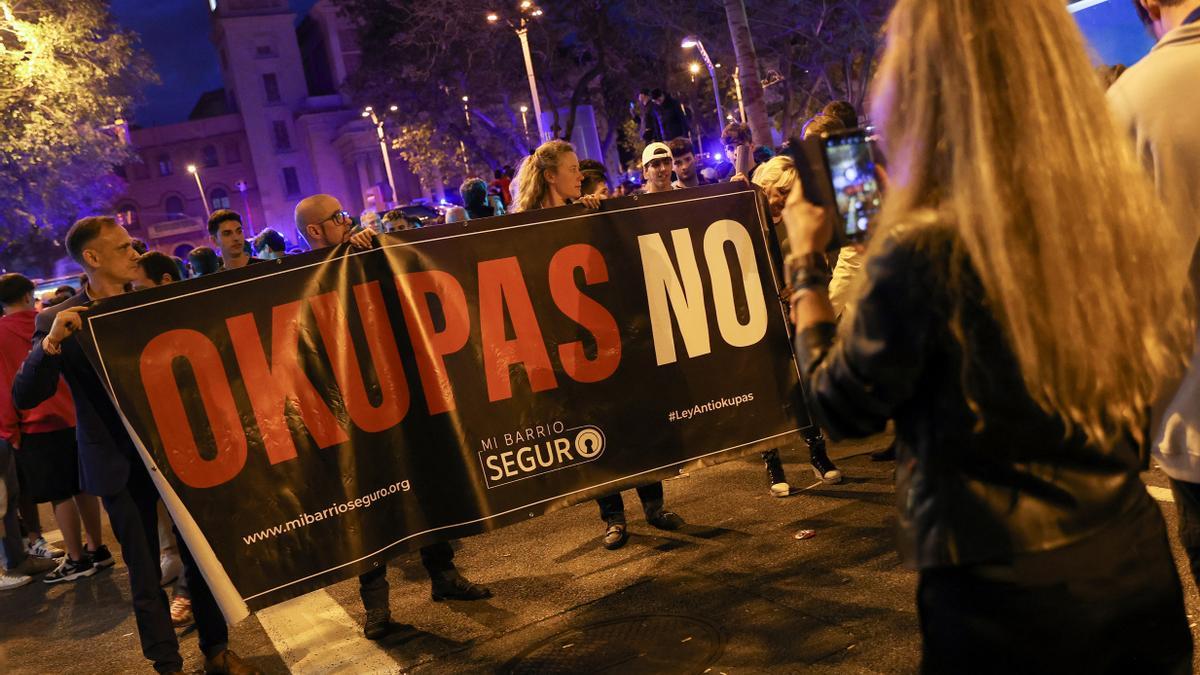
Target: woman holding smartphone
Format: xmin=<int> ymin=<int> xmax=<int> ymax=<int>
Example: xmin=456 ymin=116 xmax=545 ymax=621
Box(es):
xmin=784 ymin=0 xmax=1194 ymax=671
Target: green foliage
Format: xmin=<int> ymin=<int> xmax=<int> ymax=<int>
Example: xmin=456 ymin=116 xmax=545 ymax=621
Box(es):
xmin=0 ymin=0 xmax=156 ymax=276
xmin=389 ymin=119 xmax=460 ymax=192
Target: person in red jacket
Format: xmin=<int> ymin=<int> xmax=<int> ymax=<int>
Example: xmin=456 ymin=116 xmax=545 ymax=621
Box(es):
xmin=0 ymin=273 xmax=111 ymax=583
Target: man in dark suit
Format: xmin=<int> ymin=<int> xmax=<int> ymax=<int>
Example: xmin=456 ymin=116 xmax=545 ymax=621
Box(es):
xmin=12 ymin=216 xmax=257 ymax=675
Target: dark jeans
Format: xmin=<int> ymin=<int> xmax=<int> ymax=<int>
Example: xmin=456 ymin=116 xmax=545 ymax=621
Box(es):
xmin=1168 ymin=476 xmax=1200 ymax=589
xmin=918 ymin=500 xmax=1191 ymax=675
xmin=595 ymin=482 xmax=664 ymax=524
xmin=359 ymin=540 xmax=455 ymax=613
xmin=0 ymin=442 xmax=26 ymax=570
xmin=103 ymin=461 xmax=228 ymax=673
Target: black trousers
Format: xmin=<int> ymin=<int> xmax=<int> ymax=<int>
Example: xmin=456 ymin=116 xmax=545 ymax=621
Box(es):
xmin=0 ymin=441 xmax=26 ymax=569
xmin=359 ymin=540 xmax=455 ymax=613
xmin=917 ymin=501 xmax=1192 ymax=675
xmin=103 ymin=461 xmax=228 ymax=673
xmin=1168 ymin=476 xmax=1200 ymax=589
xmin=595 ymin=482 xmax=664 ymax=524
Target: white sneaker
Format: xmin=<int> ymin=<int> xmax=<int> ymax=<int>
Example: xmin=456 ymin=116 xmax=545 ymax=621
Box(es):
xmin=160 ymin=553 xmax=182 ymax=587
xmin=0 ymin=570 xmax=33 ymax=590
xmin=26 ymin=536 xmax=65 ymax=559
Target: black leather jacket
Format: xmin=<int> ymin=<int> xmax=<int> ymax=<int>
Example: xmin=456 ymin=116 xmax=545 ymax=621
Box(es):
xmin=796 ymin=225 xmax=1152 ymax=570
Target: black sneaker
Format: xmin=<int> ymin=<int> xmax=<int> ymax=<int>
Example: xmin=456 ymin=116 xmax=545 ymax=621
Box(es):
xmin=363 ymin=609 xmax=391 ymax=640
xmin=603 ymin=522 xmax=629 ymax=550
xmin=87 ymin=545 xmax=115 ymax=569
xmin=431 ymin=573 xmax=492 ymax=602
xmin=43 ymin=556 xmax=97 ymax=584
xmin=810 ymin=448 xmax=843 ymax=484
xmin=646 ymin=510 xmax=684 ymax=531
xmin=763 ymin=450 xmax=790 ymax=497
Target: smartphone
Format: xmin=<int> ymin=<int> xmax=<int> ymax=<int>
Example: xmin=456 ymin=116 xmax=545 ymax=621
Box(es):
xmin=788 ymin=129 xmax=883 ymax=249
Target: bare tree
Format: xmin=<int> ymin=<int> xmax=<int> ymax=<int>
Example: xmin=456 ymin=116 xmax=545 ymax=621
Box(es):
xmin=723 ymin=0 xmax=773 ymax=145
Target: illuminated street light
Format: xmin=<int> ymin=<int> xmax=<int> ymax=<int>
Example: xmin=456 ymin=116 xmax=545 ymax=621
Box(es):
xmin=186 ymin=164 xmax=211 ymax=219
xmin=486 ymin=3 xmax=548 ymax=142
xmin=682 ymin=35 xmax=725 ymax=143
xmin=518 ymin=105 xmax=530 ymax=140
xmin=363 ymin=106 xmax=400 ymax=209
xmin=389 ymin=105 xmax=398 ymax=112
xmin=235 ymin=179 xmax=253 ymax=234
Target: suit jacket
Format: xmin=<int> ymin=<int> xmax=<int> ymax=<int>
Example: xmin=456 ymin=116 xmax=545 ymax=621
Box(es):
xmin=11 ymin=291 xmax=136 ymax=497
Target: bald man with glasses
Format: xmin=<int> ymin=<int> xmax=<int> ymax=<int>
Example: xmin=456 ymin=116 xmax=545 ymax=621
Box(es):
xmin=292 ymin=194 xmax=492 ymax=640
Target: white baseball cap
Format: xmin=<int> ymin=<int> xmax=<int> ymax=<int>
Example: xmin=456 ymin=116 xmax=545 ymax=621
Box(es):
xmin=642 ymin=142 xmax=672 ymax=167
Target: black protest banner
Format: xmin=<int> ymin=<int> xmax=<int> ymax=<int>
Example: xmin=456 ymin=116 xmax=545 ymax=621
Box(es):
xmin=79 ymin=182 xmax=810 ymax=617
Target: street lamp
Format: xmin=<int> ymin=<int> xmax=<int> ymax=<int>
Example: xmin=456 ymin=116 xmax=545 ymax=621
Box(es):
xmin=235 ymin=180 xmax=253 ymax=235
xmin=518 ymin=105 xmax=530 ymax=140
xmin=460 ymin=95 xmax=473 ymax=174
xmin=733 ymin=66 xmax=746 ymax=123
xmin=487 ymin=3 xmax=547 ymax=143
xmin=186 ymin=164 xmax=211 ymax=219
xmin=682 ymin=35 xmax=725 ymax=142
xmin=363 ymin=106 xmax=400 ymax=209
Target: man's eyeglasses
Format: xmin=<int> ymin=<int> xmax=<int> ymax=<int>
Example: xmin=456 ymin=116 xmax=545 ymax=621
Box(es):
xmin=319 ymin=210 xmax=351 ymax=227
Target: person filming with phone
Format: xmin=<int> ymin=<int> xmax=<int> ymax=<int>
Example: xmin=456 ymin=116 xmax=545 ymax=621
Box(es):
xmin=782 ymin=0 xmax=1194 ymax=671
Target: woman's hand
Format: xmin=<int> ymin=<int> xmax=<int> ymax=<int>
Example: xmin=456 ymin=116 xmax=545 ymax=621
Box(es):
xmin=578 ymin=194 xmax=604 ymax=210
xmin=781 ymin=187 xmax=832 ymax=255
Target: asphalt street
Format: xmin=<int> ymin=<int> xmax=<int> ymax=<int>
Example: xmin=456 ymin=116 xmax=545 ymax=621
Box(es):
xmin=3 ymin=433 xmax=1198 ymax=674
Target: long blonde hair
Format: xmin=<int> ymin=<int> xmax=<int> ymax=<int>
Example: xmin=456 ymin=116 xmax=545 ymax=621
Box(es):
xmin=867 ymin=0 xmax=1194 ymax=447
xmin=510 ymin=139 xmax=576 ymax=213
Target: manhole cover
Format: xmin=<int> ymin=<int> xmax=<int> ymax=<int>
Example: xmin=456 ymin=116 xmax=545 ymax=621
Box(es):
xmin=504 ymin=614 xmax=723 ymax=674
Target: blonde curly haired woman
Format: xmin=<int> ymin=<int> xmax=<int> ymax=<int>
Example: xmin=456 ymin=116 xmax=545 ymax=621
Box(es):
xmin=511 ymin=140 xmax=681 ymax=550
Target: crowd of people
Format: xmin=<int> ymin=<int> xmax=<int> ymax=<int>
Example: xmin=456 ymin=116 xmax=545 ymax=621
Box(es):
xmin=2 ymin=0 xmax=1200 ymax=672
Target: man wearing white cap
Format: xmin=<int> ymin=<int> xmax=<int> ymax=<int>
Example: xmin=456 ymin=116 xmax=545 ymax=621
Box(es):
xmin=639 ymin=142 xmax=676 ymax=194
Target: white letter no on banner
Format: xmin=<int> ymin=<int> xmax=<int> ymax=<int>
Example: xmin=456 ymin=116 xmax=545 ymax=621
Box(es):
xmin=637 ymin=220 xmax=768 ymax=366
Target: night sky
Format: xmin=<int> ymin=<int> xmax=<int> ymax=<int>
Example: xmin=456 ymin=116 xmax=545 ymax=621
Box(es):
xmin=110 ymin=0 xmax=319 ymax=127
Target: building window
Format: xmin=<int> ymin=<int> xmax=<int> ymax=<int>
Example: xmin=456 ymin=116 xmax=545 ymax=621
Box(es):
xmin=116 ymin=203 xmax=138 ymax=227
xmin=273 ymin=120 xmax=291 ymax=151
xmin=157 ymin=154 xmax=173 ymax=177
xmin=202 ymin=145 xmax=219 ymax=168
xmin=255 ymin=44 xmax=276 ymax=58
xmin=210 ymin=188 xmax=231 ymax=210
xmin=263 ymin=73 xmax=281 ymax=103
xmin=165 ymin=196 xmax=185 ymax=219
xmin=282 ymin=167 xmax=300 ymax=196
xmin=225 ymin=140 xmax=241 ymax=164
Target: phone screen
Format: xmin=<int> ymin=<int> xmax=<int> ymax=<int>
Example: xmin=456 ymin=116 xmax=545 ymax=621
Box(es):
xmin=823 ymin=134 xmax=881 ymax=240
